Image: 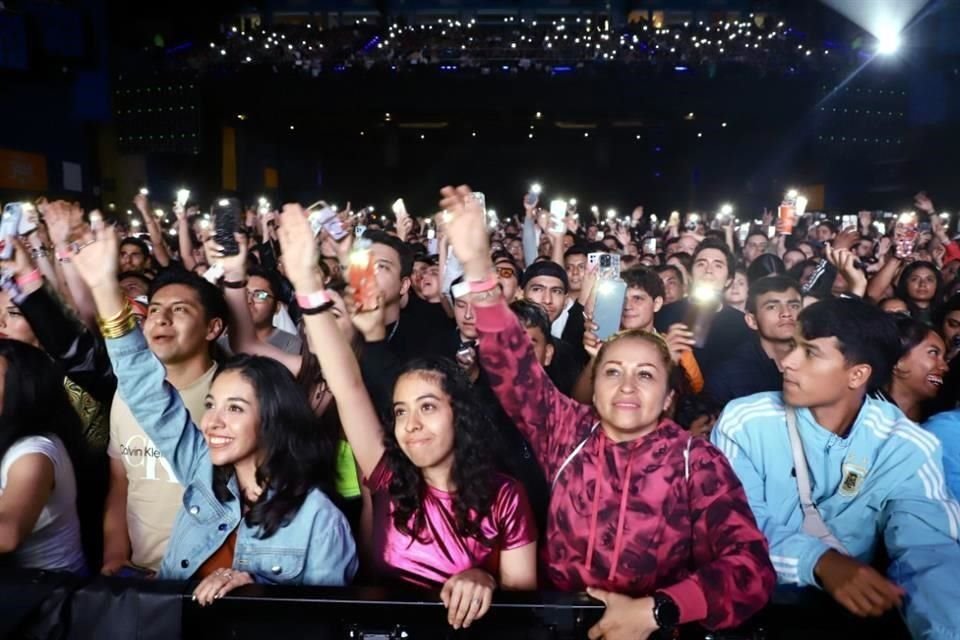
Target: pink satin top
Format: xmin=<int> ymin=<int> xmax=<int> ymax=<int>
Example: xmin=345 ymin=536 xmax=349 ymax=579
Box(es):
xmin=365 ymin=456 xmax=537 ymax=588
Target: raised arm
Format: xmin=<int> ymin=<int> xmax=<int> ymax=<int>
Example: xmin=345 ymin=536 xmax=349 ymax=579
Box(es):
xmin=276 ymin=205 xmax=385 ymax=480
xmin=69 ymin=220 xmax=207 ymax=482
xmin=211 ymin=235 xmax=302 ymax=375
xmin=134 ymin=193 xmax=171 ymax=268
xmin=440 ymin=185 xmax=592 ymax=475
xmin=175 ymin=207 xmax=198 ymax=271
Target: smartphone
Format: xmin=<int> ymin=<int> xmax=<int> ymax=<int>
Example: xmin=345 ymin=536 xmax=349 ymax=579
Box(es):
xmin=643 ymin=238 xmax=657 ymax=255
xmin=588 ymin=252 xmax=621 ymax=280
xmin=308 ymin=204 xmax=348 ymax=241
xmin=895 ymin=212 xmax=918 ymax=259
xmin=594 ymin=279 xmax=627 ymax=341
xmin=355 ymin=224 xmax=367 ymax=238
xmin=392 ymin=198 xmax=408 ymax=218
xmin=0 ymin=203 xmax=24 ymax=260
xmin=211 ymin=197 xmax=242 ymax=256
xmin=549 ymin=200 xmax=567 ymax=233
xmin=348 ymin=240 xmax=376 ymax=310
xmin=767 ymin=225 xmax=776 ymax=239
xmin=682 ymin=285 xmax=721 ymax=348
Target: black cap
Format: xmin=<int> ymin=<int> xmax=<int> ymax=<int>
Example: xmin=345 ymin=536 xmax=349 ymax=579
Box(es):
xmin=520 ymin=260 xmax=569 ymax=292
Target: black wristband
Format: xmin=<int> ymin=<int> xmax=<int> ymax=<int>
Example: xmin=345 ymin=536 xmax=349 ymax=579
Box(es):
xmin=222 ymin=279 xmax=247 ymax=289
xmin=299 ymin=300 xmax=335 ymax=315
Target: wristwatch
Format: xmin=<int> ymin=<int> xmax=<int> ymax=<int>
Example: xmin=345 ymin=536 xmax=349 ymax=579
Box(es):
xmin=652 ymin=592 xmax=680 ymax=631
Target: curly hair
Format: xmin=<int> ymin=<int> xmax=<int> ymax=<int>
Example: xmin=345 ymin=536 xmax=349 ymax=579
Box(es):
xmin=383 ymin=356 xmax=499 ymax=548
xmin=211 ymin=355 xmax=339 ymax=538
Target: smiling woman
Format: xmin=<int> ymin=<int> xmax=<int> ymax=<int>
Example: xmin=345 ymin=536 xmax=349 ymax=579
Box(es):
xmin=441 ymin=183 xmax=775 ymax=638
xmin=881 ymin=316 xmax=948 ymax=423
xmin=67 ymin=221 xmax=359 ymax=606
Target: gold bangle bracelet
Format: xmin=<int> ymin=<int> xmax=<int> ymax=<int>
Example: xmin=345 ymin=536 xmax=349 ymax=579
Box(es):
xmin=100 ymin=314 xmax=137 ymax=340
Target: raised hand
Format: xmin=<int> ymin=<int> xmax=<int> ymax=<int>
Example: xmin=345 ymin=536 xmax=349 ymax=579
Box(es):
xmin=133 ymin=192 xmax=149 ymax=216
xmin=70 ymin=215 xmax=119 ymax=292
xmin=664 ymin=324 xmax=696 ymax=364
xmin=832 ymin=227 xmax=860 ymax=252
xmin=913 ymin=192 xmax=934 ymax=214
xmin=825 ymin=243 xmax=867 ymax=297
xmin=44 ymin=200 xmax=76 ymax=248
xmin=438 ymin=186 xmax=491 ymax=275
xmin=277 ymin=204 xmax=322 ymax=291
xmin=205 ymin=233 xmax=248 ymax=282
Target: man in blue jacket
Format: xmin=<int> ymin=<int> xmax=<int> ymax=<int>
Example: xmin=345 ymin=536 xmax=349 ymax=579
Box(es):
xmin=712 ymin=297 xmax=960 ymax=639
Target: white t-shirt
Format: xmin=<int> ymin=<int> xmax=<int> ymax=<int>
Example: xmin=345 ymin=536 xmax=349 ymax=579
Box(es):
xmin=0 ymin=435 xmax=86 ymax=572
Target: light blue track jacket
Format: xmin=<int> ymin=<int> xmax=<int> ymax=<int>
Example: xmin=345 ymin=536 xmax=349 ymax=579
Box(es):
xmin=712 ymin=392 xmax=960 ymax=640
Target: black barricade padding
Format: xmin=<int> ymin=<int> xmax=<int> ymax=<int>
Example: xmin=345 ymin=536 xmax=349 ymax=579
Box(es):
xmin=0 ymin=569 xmax=81 ymax=640
xmin=68 ymin=577 xmax=184 ymax=640
xmin=0 ymin=571 xmax=914 ymax=640
xmin=183 ymin=586 xmax=605 ymax=640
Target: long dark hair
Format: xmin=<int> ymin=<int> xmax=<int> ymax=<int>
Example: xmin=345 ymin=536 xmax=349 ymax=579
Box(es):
xmin=384 ymin=357 xmax=498 ymax=547
xmin=211 ymin=355 xmax=339 ymax=538
xmin=0 ymin=339 xmax=87 ymax=469
xmin=895 ymin=260 xmax=944 ymax=319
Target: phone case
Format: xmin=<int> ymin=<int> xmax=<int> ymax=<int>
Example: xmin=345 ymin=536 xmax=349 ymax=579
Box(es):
xmin=594 ymin=279 xmax=627 ymax=341
xmin=212 ymin=198 xmax=241 ymax=256
xmin=348 ymin=249 xmax=377 ymax=309
xmin=0 ymin=204 xmax=23 ymax=261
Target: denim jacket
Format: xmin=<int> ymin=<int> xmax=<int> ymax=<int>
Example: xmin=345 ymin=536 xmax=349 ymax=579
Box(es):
xmin=105 ymin=329 xmax=358 ymax=585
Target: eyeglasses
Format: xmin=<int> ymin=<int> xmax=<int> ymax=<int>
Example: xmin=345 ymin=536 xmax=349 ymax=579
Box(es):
xmin=246 ymin=289 xmax=274 ymax=302
xmin=496 ymin=267 xmax=516 ymax=279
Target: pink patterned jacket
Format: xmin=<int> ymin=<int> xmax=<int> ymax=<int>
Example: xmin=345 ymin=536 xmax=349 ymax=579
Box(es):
xmin=475 ymin=300 xmax=775 ymax=629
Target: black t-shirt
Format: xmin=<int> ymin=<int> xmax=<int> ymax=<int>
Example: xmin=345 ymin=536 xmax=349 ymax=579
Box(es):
xmin=654 ymin=298 xmax=754 ymax=381
xmin=703 ymin=334 xmax=783 ymax=406
xmin=389 ymin=293 xmax=456 ymax=361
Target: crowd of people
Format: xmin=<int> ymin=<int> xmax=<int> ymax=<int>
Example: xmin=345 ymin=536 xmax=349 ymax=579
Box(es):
xmin=1 ymin=182 xmax=959 ymax=639
xmin=170 ymin=15 xmax=843 ymax=78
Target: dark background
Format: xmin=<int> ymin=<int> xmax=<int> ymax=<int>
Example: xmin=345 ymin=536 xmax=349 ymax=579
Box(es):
xmin=1 ymin=0 xmax=959 ymax=220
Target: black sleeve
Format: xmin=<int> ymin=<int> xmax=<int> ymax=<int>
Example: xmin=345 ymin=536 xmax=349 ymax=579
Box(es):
xmin=17 ymin=287 xmax=117 ymax=404
xmin=560 ymin=301 xmax=587 ymax=360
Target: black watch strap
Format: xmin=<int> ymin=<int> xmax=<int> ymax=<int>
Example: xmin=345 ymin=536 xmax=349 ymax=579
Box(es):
xmin=652 ymin=591 xmax=680 ymax=630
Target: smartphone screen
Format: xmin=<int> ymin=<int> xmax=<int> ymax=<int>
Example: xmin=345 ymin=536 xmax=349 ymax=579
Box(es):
xmin=211 ymin=198 xmax=241 ymax=256
xmin=594 ymin=280 xmax=627 ymax=341
xmin=348 ymin=246 xmax=376 ymax=309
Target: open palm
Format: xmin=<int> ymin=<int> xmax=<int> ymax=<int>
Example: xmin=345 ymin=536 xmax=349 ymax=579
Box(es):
xmin=71 ymin=223 xmax=119 ymax=291
xmin=277 ymin=204 xmax=321 ymax=290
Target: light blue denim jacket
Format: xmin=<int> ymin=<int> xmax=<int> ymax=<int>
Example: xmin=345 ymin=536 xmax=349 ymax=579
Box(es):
xmin=105 ymin=328 xmax=358 ymax=585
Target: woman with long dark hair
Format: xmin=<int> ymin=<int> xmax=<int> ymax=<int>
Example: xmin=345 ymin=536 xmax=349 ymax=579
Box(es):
xmin=894 ymin=261 xmax=944 ymax=325
xmin=878 ymin=315 xmax=949 ymax=422
xmin=275 ymin=205 xmax=537 ymax=631
xmin=69 ymin=222 xmax=357 ymax=605
xmin=0 ymin=339 xmax=87 ymax=572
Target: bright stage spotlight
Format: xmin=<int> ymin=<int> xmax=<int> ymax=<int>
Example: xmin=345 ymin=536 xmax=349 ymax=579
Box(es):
xmin=876 ymin=24 xmax=902 ymax=55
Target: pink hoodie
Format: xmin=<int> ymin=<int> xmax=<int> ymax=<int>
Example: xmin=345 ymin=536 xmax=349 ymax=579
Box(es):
xmin=476 ymin=300 xmax=775 ymax=629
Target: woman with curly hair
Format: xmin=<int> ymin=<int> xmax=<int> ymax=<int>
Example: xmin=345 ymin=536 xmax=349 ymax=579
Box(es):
xmin=276 ymin=205 xmax=537 ymax=631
